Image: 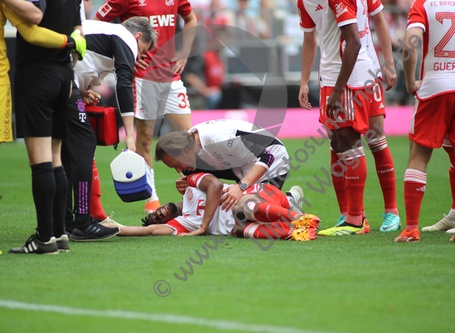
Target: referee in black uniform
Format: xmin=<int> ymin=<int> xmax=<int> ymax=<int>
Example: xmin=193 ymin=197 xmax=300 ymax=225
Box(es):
xmin=10 ymin=0 xmax=83 ymax=254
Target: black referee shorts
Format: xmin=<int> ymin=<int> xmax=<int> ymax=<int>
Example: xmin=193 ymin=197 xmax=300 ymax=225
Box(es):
xmin=15 ymin=62 xmax=73 ymax=139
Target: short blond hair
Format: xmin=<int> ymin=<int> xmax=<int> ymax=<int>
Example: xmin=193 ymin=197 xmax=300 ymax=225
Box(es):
xmin=122 ymin=17 xmax=158 ymax=51
xmin=155 ymin=130 xmax=196 ymax=161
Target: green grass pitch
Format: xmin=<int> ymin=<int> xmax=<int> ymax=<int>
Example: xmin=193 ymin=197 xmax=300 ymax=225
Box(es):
xmin=0 ymin=137 xmax=454 ymax=333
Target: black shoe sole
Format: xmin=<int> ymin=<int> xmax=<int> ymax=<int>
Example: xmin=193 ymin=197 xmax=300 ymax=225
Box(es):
xmin=8 ymin=249 xmax=59 ymax=255
xmin=69 ymin=229 xmax=120 ymax=242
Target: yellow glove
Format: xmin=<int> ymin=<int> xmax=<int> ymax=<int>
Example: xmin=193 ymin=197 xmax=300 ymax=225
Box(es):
xmin=65 ymin=30 xmax=86 ymax=60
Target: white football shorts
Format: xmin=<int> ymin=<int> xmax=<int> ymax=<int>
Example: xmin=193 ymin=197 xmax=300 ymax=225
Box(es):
xmin=134 ymin=78 xmax=191 ymax=121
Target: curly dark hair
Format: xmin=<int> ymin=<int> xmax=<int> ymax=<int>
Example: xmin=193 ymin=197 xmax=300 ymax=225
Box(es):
xmin=141 ymin=203 xmax=179 ymax=226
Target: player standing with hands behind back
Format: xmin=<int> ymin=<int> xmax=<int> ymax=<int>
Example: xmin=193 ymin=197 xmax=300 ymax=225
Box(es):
xmin=93 ymin=0 xmax=197 ymax=214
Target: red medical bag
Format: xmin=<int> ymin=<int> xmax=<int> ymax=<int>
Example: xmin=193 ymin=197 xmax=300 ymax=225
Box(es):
xmin=85 ymin=106 xmax=119 ymax=146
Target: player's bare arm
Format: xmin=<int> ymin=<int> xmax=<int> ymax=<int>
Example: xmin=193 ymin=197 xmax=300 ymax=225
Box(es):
xmin=118 ymin=223 xmax=175 ymax=236
xmin=403 ymin=27 xmax=423 ymax=95
xmin=114 ymin=28 xmax=155 ymax=152
xmin=172 ymin=10 xmax=197 ymax=74
xmin=326 ymin=23 xmax=360 ymax=119
xmin=221 ymin=164 xmax=267 ymax=212
xmin=179 ymin=174 xmax=223 ymax=236
xmin=371 ymin=11 xmax=397 ymax=91
xmin=113 ymin=202 xmax=183 ymax=236
xmin=122 ymin=116 xmax=136 ymax=152
xmin=299 ymin=30 xmax=317 ymax=109
xmin=1 ymin=0 xmax=43 ymax=24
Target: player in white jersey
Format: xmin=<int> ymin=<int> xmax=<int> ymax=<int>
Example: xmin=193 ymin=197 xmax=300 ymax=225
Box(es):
xmin=155 ymin=119 xmax=291 ymax=212
xmin=306 ymin=0 xmax=373 ymax=236
xmin=297 ymin=0 xmax=396 ymax=105
xmin=395 ymin=0 xmax=455 ymax=243
xmin=297 ymin=0 xmax=401 ymax=232
xmin=297 ymin=0 xmax=389 ymax=235
xmin=113 ymin=173 xmax=320 ymax=240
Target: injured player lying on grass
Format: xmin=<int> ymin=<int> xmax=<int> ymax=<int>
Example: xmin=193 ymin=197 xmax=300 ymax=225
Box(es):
xmin=103 ymin=173 xmax=321 ymax=241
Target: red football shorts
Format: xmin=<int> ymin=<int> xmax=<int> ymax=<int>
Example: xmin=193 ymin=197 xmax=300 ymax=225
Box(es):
xmin=409 ymin=93 xmax=455 ymax=148
xmin=245 ymin=184 xmax=289 ymax=208
xmin=368 ymin=83 xmax=386 ymax=118
xmin=319 ymin=86 xmax=371 ymax=134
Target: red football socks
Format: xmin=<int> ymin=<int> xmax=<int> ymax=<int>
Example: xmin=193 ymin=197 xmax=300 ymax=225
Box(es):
xmin=342 ymin=148 xmax=367 ymax=226
xmin=90 ymin=159 xmax=107 ymax=221
xmin=243 ymin=222 xmax=292 ymax=239
xmin=251 ymin=202 xmax=300 ymax=223
xmin=404 ymin=168 xmax=426 ymax=229
xmin=330 ymin=149 xmax=348 ymax=214
xmin=369 ymin=137 xmax=398 ymax=215
xmin=443 ymin=144 xmax=455 ymax=209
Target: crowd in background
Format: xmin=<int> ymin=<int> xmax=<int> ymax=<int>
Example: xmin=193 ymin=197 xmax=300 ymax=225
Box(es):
xmin=5 ymin=0 xmax=413 ymax=110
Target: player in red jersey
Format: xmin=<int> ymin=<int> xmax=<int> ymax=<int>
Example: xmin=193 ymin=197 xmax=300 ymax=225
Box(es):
xmin=297 ymin=0 xmax=400 ymax=232
xmin=395 ymin=0 xmax=455 ymax=243
xmin=105 ymin=173 xmax=320 ymax=241
xmin=93 ymin=0 xmax=197 ymax=213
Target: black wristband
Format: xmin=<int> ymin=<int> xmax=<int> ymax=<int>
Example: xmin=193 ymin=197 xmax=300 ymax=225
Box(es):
xmin=65 ymin=35 xmax=75 ymax=49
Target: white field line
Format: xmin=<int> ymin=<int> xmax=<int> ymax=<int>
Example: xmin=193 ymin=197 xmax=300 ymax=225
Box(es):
xmin=0 ymin=300 xmax=339 ymax=333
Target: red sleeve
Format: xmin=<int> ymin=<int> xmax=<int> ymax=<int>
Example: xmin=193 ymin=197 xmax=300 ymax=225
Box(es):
xmin=244 ymin=184 xmax=262 ymax=195
xmin=297 ymin=0 xmax=315 ymax=31
xmin=367 ymin=0 xmax=383 ymax=15
xmin=187 ymin=173 xmax=209 ymax=188
xmin=328 ymin=0 xmax=357 ymax=26
xmin=406 ymin=0 xmax=426 ymax=29
xmin=177 ymin=0 xmax=192 ymax=17
xmin=95 ymin=0 xmax=128 ymax=21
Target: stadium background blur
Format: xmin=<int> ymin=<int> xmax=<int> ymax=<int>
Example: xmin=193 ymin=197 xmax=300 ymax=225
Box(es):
xmin=4 ymin=0 xmax=415 ymax=139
